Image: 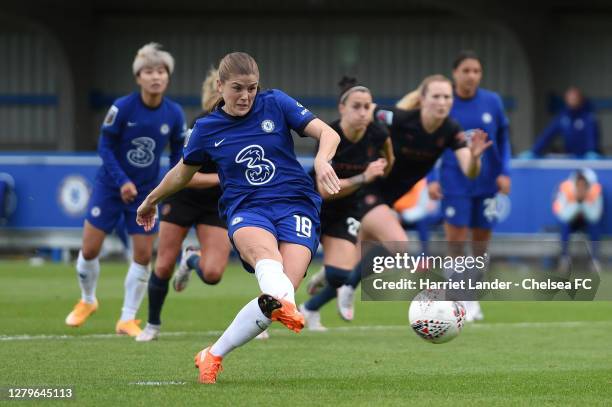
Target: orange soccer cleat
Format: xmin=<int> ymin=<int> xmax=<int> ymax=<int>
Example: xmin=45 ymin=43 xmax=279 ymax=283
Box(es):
xmin=258 ymin=294 xmax=304 ymax=333
xmin=115 ymin=319 xmax=142 ymax=337
xmin=65 ymin=299 xmax=98 ymax=327
xmin=194 ymin=347 xmax=223 ymax=384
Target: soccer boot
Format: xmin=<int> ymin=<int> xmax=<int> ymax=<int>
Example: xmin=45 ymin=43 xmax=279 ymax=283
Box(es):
xmin=135 ymin=323 xmax=160 ymax=342
xmin=299 ymin=304 xmax=327 ymax=331
xmin=306 ymin=267 xmax=326 ymax=295
xmin=65 ymin=299 xmax=98 ymax=327
xmin=336 ymin=285 xmax=355 ymax=321
xmin=115 ymin=319 xmax=142 ymax=337
xmin=194 ymin=347 xmax=223 ymax=384
xmin=173 ymin=246 xmax=201 ymax=292
xmin=258 ymin=294 xmax=304 ymax=333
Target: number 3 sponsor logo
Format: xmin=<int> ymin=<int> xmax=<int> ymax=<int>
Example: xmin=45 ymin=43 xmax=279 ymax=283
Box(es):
xmin=235 ymin=144 xmax=276 ymax=185
xmin=127 ymin=137 xmax=156 ymax=168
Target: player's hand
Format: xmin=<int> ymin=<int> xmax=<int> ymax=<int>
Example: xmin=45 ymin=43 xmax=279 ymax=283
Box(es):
xmin=120 ymin=182 xmax=138 ymax=204
xmin=468 ymin=129 xmax=492 ymax=159
xmin=428 ymin=181 xmax=443 ymax=200
xmin=136 ymin=199 xmax=158 ymax=232
xmin=363 ymin=158 xmax=387 ymax=183
xmin=496 ymin=175 xmax=511 ymax=195
xmin=314 ymin=158 xmax=341 ymax=195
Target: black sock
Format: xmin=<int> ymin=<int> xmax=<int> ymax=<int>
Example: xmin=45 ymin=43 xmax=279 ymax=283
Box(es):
xmin=147 ymin=272 xmax=169 ymax=325
xmin=304 ymin=265 xmax=350 ymax=311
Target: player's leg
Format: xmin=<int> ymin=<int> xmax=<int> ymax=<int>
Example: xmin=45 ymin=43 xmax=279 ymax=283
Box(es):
xmin=116 ymin=227 xmax=156 ymax=336
xmin=302 ymin=236 xmax=358 ymax=330
xmin=185 ymin=224 xmax=231 ymax=285
xmin=337 ymin=204 xmax=407 ymax=320
xmin=65 ymin=220 xmax=107 ymax=327
xmin=66 ymin=183 xmax=121 ymax=327
xmin=137 ymin=221 xmax=189 ymax=342
xmin=197 ymin=226 xmax=293 ymax=384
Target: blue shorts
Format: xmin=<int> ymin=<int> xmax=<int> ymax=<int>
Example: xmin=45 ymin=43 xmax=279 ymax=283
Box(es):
xmin=442 ymin=194 xmax=497 ymax=229
xmin=227 ymin=198 xmax=321 ymax=273
xmin=86 ymin=181 xmax=158 ymax=235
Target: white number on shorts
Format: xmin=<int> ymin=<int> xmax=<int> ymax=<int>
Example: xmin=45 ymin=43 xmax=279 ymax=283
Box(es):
xmin=293 ymin=215 xmax=312 ymax=238
xmin=483 ymin=198 xmax=497 ymax=222
xmin=346 ymin=217 xmax=361 ymax=237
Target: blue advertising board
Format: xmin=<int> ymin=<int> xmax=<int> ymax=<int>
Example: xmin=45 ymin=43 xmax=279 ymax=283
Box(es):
xmin=0 ymin=154 xmax=611 ymax=235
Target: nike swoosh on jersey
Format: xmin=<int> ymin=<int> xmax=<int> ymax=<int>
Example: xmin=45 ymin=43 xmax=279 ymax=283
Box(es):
xmin=127 ymin=122 xmax=138 ymax=127
xmin=214 ymin=138 xmax=226 ymax=147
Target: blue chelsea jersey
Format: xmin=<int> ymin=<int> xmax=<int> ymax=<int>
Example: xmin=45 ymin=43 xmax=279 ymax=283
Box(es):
xmin=96 ymin=92 xmax=186 ymax=190
xmin=183 ymin=89 xmax=321 ymax=220
xmin=439 ymin=88 xmax=511 ymax=196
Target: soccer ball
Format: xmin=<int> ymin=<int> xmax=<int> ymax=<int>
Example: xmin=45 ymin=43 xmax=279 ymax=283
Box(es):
xmin=408 ymin=290 xmax=466 ymax=344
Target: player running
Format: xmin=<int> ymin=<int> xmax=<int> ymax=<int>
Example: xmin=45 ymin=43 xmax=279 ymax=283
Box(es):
xmin=301 ymin=76 xmax=392 ymax=330
xmin=136 ymin=52 xmax=341 ymax=384
xmin=336 ymin=74 xmax=492 ymax=320
xmin=136 ymin=68 xmax=232 ymax=342
xmin=427 ymin=51 xmax=512 ymax=322
xmin=65 ymin=43 xmax=186 ymax=337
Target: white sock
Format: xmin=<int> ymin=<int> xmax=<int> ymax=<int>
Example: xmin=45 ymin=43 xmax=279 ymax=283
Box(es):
xmin=254 ymin=259 xmax=295 ymax=304
xmin=120 ymin=261 xmax=151 ymax=321
xmin=76 ymin=250 xmax=100 ymax=304
xmin=210 ymin=297 xmax=271 ymax=357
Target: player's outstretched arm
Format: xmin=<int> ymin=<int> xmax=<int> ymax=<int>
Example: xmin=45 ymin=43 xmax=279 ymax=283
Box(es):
xmin=454 ymin=129 xmax=492 ymax=179
xmin=304 ymin=118 xmax=341 ymax=195
xmin=136 ymin=161 xmax=200 ymax=231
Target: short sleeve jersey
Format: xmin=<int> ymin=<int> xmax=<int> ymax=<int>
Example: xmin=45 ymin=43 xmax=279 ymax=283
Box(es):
xmin=375 ymin=107 xmax=465 ymax=203
xmin=322 ymin=119 xmax=389 ymax=212
xmin=183 ymin=89 xmax=320 ymax=220
xmin=97 ymin=92 xmax=186 ymax=189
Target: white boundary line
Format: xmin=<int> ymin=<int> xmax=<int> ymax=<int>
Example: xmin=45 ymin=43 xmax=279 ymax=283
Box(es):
xmin=1 ymin=320 xmax=611 ymax=342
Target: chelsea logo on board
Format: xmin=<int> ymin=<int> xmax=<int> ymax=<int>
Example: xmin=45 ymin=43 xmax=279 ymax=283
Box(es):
xmin=261 ymin=119 xmax=275 ymax=133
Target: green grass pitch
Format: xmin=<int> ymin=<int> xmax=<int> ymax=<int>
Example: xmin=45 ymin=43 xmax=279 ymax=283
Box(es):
xmin=1 ymin=260 xmax=611 ymax=406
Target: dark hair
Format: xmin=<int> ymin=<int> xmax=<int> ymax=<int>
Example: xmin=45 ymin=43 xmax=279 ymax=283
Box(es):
xmin=338 ymin=76 xmax=370 ymax=104
xmin=453 ymin=50 xmax=482 ymax=70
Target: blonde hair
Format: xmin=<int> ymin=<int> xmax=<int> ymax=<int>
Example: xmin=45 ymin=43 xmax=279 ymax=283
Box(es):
xmin=201 ymin=67 xmax=220 ymax=112
xmin=132 ymin=42 xmax=175 ymax=76
xmin=396 ymin=74 xmax=452 ymax=110
xmin=218 ymin=52 xmax=259 ymax=82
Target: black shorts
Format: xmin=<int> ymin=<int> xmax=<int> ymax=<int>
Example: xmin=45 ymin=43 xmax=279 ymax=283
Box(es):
xmin=160 ymin=188 xmax=226 ymax=229
xmin=320 ymin=202 xmax=363 ymax=244
xmin=354 ymin=183 xmax=387 ymax=219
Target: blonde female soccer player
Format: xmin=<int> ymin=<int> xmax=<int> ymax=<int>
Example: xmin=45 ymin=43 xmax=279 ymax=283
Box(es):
xmin=137 ymin=52 xmax=341 ymax=383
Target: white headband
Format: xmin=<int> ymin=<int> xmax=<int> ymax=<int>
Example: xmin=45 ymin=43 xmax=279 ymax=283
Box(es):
xmin=340 ymin=85 xmax=370 ymax=104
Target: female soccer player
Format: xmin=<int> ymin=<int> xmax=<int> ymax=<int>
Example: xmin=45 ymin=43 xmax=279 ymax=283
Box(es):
xmin=427 ymin=51 xmax=511 ymax=321
xmin=65 ymin=43 xmax=186 ymax=337
xmin=336 ymin=74 xmax=492 ymax=320
xmin=300 ymin=76 xmax=392 ymax=330
xmin=136 ymin=52 xmax=341 ymax=384
xmin=136 ymin=68 xmax=232 ymax=342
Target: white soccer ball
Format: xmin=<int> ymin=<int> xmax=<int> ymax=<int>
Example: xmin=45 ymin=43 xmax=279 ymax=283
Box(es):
xmin=408 ymin=290 xmax=466 ymax=344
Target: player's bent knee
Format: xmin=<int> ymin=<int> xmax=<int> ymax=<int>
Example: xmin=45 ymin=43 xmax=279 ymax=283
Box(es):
xmin=154 ymin=264 xmax=173 ymax=279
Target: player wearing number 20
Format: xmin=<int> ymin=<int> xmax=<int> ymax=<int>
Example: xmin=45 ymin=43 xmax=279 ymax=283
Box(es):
xmin=136 ymin=52 xmax=341 ymax=384
xmin=65 ymin=43 xmax=186 ymax=337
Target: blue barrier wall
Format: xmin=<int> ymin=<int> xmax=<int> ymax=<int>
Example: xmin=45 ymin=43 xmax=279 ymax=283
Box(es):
xmin=0 ymin=154 xmax=611 ymax=234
